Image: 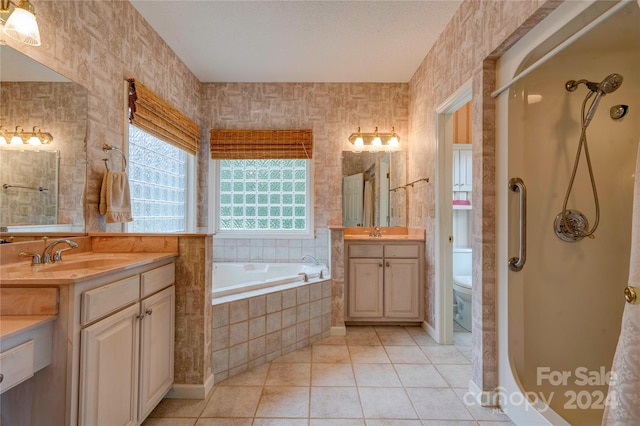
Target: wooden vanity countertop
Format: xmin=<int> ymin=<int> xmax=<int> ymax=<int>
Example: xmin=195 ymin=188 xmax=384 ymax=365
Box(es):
xmin=0 ymin=252 xmax=177 ymax=285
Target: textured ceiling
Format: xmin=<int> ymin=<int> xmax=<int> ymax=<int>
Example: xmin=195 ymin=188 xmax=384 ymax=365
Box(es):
xmin=131 ymin=0 xmax=462 ymax=83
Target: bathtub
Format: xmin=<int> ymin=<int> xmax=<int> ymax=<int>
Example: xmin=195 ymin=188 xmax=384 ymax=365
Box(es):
xmin=213 ymin=262 xmax=330 ymax=299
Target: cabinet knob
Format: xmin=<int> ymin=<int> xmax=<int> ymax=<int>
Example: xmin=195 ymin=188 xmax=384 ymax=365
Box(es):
xmin=0 ymin=373 xmax=4 ymax=383
xmin=385 ymin=261 xmax=390 ymax=267
xmin=138 ymin=313 xmax=146 ymax=320
xmin=146 ymin=308 xmax=153 ymax=316
xmin=378 ymin=263 xmax=383 ymax=267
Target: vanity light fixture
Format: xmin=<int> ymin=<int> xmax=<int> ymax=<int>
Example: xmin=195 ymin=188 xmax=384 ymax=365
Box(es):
xmin=0 ymin=0 xmax=41 ymax=46
xmin=0 ymin=125 xmax=53 ymax=145
xmin=348 ymin=126 xmax=401 ymax=152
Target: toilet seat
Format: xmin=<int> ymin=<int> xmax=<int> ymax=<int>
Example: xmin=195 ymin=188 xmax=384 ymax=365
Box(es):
xmin=453 ymin=275 xmax=472 ymax=289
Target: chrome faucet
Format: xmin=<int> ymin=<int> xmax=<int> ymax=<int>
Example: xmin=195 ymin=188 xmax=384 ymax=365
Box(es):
xmin=43 ymin=239 xmax=78 ymax=263
xmin=301 ymin=255 xmax=319 ymax=265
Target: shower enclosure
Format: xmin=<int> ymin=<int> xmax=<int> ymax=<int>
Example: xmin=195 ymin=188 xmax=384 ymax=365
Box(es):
xmin=497 ymin=1 xmax=640 ymax=424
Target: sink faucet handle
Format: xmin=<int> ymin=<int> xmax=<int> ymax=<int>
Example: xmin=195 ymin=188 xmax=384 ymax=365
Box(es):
xmin=19 ymin=251 xmax=42 ymax=265
xmin=53 ymin=247 xmax=75 ymax=262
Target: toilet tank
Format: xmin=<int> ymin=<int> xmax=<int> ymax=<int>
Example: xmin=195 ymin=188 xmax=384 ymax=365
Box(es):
xmin=453 ymin=248 xmax=472 ymax=277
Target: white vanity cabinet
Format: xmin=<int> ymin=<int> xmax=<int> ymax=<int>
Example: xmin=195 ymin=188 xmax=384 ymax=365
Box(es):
xmin=78 ymin=263 xmax=175 ymax=426
xmin=346 ymin=242 xmax=423 ymax=322
xmin=453 ymin=144 xmax=472 ymax=192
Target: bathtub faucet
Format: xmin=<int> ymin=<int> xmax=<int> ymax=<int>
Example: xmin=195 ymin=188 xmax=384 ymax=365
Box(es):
xmin=301 ymin=255 xmax=319 ymax=265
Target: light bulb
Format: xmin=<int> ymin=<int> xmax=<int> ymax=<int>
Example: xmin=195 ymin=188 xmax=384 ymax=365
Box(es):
xmin=372 ymin=127 xmax=382 ymax=150
xmin=28 ymin=135 xmax=42 ymax=145
xmin=388 ymin=134 xmax=399 ymax=150
xmin=353 ymin=136 xmax=364 ymax=153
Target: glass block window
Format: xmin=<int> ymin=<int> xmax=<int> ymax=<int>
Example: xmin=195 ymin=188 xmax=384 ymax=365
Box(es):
xmin=218 ymin=159 xmax=309 ymax=232
xmin=128 ymin=124 xmax=189 ymax=232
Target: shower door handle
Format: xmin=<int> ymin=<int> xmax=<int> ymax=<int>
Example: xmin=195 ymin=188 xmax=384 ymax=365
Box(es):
xmin=508 ymin=178 xmax=527 ymax=272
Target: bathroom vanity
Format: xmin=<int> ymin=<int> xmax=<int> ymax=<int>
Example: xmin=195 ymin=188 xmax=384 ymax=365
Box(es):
xmin=344 ymin=227 xmax=425 ymax=323
xmin=0 ymin=249 xmax=177 ymax=426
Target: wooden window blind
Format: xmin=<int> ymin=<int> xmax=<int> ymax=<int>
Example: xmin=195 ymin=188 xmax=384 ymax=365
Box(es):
xmin=127 ymin=78 xmax=200 ymax=155
xmin=210 ymin=129 xmax=313 ymax=160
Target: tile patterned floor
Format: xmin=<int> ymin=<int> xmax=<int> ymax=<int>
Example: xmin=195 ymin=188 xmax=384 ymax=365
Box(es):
xmin=144 ymin=326 xmax=513 ymax=426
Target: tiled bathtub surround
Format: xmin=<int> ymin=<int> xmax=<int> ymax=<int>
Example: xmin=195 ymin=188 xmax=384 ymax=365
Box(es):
xmin=212 ymin=280 xmax=332 ymax=383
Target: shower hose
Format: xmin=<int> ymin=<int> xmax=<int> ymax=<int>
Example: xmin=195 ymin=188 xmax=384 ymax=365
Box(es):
xmin=560 ymin=91 xmax=600 ymax=238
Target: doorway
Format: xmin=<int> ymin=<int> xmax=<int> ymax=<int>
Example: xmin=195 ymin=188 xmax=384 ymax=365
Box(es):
xmin=434 ymin=80 xmax=472 ymax=345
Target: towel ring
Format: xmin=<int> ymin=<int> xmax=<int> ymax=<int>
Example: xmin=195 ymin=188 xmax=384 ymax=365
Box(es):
xmin=102 ymin=143 xmax=127 ymax=172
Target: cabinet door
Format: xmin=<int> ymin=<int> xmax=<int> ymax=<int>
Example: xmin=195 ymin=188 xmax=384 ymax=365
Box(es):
xmin=452 ymin=148 xmax=461 ymax=190
xmin=384 ymin=259 xmax=420 ymax=319
xmin=459 ymin=147 xmax=473 ymax=192
xmin=453 ymin=145 xmax=473 ymax=192
xmin=138 ymin=286 xmax=175 ymax=421
xmin=348 ymin=258 xmax=384 ymax=318
xmin=79 ymin=304 xmax=139 ymax=426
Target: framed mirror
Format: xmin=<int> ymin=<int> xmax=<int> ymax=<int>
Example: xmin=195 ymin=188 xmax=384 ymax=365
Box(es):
xmin=341 ymin=151 xmax=406 ymax=227
xmin=0 ymin=46 xmax=88 ymax=234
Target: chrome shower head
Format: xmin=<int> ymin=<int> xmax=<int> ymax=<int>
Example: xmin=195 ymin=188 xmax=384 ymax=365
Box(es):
xmin=565 ymin=73 xmax=623 ymax=94
xmin=598 ymin=73 xmax=623 ymax=94
xmin=566 ymin=73 xmax=625 ymax=127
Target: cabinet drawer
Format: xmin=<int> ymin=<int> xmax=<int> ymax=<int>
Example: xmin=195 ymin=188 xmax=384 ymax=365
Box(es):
xmin=384 ymin=244 xmax=419 ymax=258
xmin=0 ymin=340 xmax=35 ymax=394
xmin=349 ymin=244 xmax=383 ymax=258
xmin=141 ymin=263 xmax=175 ymax=298
xmin=81 ymin=275 xmax=140 ymax=325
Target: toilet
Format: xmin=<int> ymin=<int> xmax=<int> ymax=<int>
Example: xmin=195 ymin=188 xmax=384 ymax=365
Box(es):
xmin=452 ymin=248 xmax=472 ymax=331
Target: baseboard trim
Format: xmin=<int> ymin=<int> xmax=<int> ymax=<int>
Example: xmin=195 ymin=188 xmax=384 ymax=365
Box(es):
xmin=330 ymin=326 xmax=347 ymax=336
xmin=468 ymin=379 xmax=500 ymax=407
xmin=421 ymin=320 xmax=437 ymax=340
xmin=165 ymin=373 xmax=215 ymax=400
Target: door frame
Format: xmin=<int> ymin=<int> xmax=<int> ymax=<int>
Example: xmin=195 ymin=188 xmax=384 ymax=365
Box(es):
xmin=434 ymin=79 xmax=472 ymax=344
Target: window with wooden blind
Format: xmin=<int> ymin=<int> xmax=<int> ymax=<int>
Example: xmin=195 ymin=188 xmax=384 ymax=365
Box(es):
xmin=125 ymin=79 xmax=197 ymax=232
xmin=128 ymin=78 xmax=200 ymax=155
xmin=210 ymin=129 xmax=312 ymax=160
xmin=210 ymin=129 xmax=314 ymax=237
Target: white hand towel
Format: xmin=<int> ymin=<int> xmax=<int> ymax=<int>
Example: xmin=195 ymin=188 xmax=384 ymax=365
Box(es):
xmin=99 ymin=170 xmax=133 ymax=223
xmin=603 ymin=142 xmax=640 ymax=425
